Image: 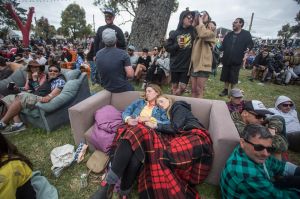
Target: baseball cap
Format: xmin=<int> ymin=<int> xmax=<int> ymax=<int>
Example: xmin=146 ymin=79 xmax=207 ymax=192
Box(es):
xmin=244 ymin=100 xmax=273 ymax=116
xmin=128 ymin=45 xmax=135 ymax=51
xmin=103 ymin=8 xmax=115 ymax=16
xmin=230 ymin=88 xmax=243 ymax=98
xmin=102 ymin=28 xmax=117 ymax=46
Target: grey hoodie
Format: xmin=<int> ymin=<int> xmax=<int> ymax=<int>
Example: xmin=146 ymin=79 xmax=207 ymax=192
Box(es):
xmin=268 ymin=95 xmax=300 ymax=133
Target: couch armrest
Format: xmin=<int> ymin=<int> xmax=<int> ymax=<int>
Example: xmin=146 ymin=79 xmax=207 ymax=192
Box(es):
xmin=68 ymin=90 xmax=112 ymax=145
xmin=206 ymin=100 xmax=240 ymax=185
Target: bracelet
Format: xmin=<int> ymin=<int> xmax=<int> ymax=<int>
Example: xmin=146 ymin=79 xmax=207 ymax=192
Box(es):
xmin=48 ymin=94 xmax=53 ymax=99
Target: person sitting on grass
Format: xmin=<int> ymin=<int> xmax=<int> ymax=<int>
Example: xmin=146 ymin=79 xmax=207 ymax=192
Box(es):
xmin=0 ymin=133 xmax=58 ymax=199
xmin=221 ymin=124 xmax=300 ymax=198
xmin=226 ymin=88 xmax=245 ymax=113
xmin=268 ymin=95 xmax=300 ymax=152
xmin=231 ymin=100 xmax=288 ymax=160
xmin=0 ymin=62 xmax=65 ymax=133
xmin=90 ymin=84 xmax=169 ymax=199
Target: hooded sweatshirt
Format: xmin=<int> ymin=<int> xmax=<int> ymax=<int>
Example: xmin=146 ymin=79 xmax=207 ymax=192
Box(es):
xmin=164 ymin=10 xmax=195 ymax=72
xmin=268 ymin=96 xmax=300 ymax=133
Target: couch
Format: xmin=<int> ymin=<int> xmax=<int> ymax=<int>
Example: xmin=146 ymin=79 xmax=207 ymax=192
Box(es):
xmin=1 ymin=68 xmax=91 ymax=132
xmin=68 ymin=90 xmax=240 ymax=185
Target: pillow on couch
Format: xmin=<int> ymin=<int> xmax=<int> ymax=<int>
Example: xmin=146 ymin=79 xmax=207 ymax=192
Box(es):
xmin=64 ymin=69 xmax=81 ymax=81
xmin=36 ymin=78 xmax=82 ymax=112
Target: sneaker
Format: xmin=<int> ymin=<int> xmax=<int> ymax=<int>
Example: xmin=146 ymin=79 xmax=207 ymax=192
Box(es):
xmin=0 ymin=122 xmax=7 ymax=131
xmin=2 ymin=123 xmax=26 ymax=134
xmin=219 ymin=89 xmax=228 ymax=97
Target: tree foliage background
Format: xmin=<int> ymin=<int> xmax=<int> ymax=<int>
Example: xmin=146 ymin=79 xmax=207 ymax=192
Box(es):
xmin=0 ymin=0 xmax=27 ymax=38
xmin=34 ymin=17 xmax=56 ymax=41
xmin=60 ymin=3 xmax=92 ymax=40
xmin=94 ymin=0 xmax=178 ymax=50
xmin=277 ymin=0 xmax=300 ymax=38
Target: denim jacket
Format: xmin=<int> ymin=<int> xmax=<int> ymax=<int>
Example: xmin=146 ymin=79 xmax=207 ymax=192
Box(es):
xmin=122 ymin=99 xmax=170 ymax=125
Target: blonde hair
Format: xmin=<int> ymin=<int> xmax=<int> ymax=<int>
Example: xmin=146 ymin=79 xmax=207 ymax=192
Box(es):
xmin=157 ymin=95 xmax=174 ymax=119
xmin=140 ymin=84 xmax=163 ymax=100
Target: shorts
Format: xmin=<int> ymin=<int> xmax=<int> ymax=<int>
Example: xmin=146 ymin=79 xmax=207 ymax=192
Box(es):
xmin=171 ymin=72 xmax=189 ymax=84
xmin=1 ymin=92 xmax=40 ymax=109
xmin=190 ymin=71 xmax=210 ymax=78
xmin=220 ymin=64 xmax=241 ymax=84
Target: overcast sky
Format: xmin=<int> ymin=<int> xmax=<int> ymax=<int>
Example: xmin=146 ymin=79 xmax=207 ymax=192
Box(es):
xmin=19 ymin=0 xmax=299 ymax=39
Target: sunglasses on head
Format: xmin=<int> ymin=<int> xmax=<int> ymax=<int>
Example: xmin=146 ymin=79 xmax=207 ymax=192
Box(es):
xmin=244 ymin=139 xmax=274 ymax=153
xmin=281 ymin=103 xmax=293 ymax=108
xmin=248 ymin=111 xmax=265 ymax=120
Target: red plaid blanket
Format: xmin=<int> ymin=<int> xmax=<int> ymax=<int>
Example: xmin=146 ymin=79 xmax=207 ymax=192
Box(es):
xmin=115 ymin=124 xmax=213 ymax=199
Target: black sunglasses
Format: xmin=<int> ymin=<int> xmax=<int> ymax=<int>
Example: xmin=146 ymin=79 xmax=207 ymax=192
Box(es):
xmin=244 ymin=139 xmax=274 ymax=153
xmin=49 ymin=69 xmax=59 ymax=73
xmin=248 ymin=111 xmax=265 ymax=120
xmin=281 ymin=103 xmax=293 ymax=108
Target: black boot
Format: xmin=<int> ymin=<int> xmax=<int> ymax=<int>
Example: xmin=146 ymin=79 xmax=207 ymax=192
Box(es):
xmin=219 ymin=89 xmax=228 ymax=97
xmin=90 ymin=181 xmax=114 ymax=199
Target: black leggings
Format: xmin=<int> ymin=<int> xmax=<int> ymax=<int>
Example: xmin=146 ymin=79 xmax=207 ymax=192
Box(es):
xmin=16 ymin=179 xmax=36 ymax=199
xmin=111 ymin=139 xmax=142 ymax=190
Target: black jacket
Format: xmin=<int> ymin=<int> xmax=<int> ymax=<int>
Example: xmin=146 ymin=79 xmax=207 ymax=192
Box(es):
xmin=221 ymin=29 xmax=253 ymax=66
xmin=164 ymin=10 xmax=195 ymax=72
xmin=93 ymin=24 xmax=126 ymax=56
xmin=157 ymin=101 xmax=205 ymax=134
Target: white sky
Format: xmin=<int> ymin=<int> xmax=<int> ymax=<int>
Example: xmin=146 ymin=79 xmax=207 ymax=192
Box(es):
xmin=18 ymin=0 xmax=299 ymax=39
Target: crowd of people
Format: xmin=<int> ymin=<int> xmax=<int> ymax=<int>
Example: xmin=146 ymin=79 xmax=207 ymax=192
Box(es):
xmin=0 ymin=6 xmax=299 ymax=199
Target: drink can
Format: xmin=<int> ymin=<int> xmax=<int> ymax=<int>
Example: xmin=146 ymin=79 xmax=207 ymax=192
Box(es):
xmin=180 ymin=36 xmax=185 ymax=43
xmin=80 ymin=173 xmax=88 ymax=188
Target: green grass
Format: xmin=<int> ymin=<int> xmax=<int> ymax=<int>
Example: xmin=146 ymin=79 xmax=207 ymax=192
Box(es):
xmin=6 ymin=68 xmax=300 ymax=199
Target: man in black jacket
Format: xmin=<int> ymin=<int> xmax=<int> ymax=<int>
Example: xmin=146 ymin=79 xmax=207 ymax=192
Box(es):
xmin=93 ymin=8 xmax=126 ymax=57
xmin=165 ymin=9 xmax=195 ymax=96
xmin=219 ymin=18 xmax=253 ymax=96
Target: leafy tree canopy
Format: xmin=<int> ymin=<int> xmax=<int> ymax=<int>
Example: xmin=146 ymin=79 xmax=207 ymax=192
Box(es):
xmin=0 ymin=0 xmax=27 ymax=28
xmin=60 ymin=3 xmax=89 ymax=39
xmin=34 ymin=16 xmax=56 ymax=40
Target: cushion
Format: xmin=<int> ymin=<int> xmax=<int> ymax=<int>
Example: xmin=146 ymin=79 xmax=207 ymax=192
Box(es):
xmin=64 ymin=69 xmax=81 ymax=81
xmin=36 ymin=79 xmax=82 ymax=112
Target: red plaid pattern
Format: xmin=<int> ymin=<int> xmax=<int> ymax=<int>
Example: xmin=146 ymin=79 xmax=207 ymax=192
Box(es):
xmin=114 ymin=124 xmax=213 ymax=199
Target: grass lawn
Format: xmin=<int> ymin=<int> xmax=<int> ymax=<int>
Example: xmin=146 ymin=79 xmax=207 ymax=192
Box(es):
xmin=6 ymin=68 xmax=300 ymax=199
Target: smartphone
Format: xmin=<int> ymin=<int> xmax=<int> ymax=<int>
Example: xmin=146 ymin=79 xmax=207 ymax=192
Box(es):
xmin=8 ymin=82 xmax=15 ymax=90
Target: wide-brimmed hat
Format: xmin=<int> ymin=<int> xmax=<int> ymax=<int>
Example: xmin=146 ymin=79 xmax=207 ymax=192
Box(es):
xmin=27 ymin=60 xmax=45 ymax=72
xmin=14 ymin=56 xmax=24 ymax=63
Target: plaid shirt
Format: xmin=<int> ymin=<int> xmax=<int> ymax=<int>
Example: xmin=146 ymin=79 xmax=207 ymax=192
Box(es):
xmin=220 ymin=146 xmax=299 ymax=199
xmin=50 ymin=78 xmax=65 ymax=90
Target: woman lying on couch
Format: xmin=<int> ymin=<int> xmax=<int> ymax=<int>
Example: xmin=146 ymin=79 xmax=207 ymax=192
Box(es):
xmin=91 ymin=89 xmax=213 ymax=199
xmin=90 ymin=84 xmax=169 ymax=199
xmin=0 ymin=61 xmax=65 ymax=134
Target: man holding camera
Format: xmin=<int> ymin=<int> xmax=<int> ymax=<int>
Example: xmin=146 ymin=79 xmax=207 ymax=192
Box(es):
xmin=219 ymin=18 xmax=253 ymax=97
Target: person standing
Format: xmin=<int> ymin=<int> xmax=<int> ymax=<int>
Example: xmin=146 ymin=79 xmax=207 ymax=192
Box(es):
xmin=95 ymin=28 xmax=134 ymax=93
xmin=219 ymin=18 xmax=253 ymax=97
xmin=189 ymin=11 xmax=216 ymax=98
xmin=93 ymin=8 xmax=126 ymax=57
xmin=165 ymin=9 xmax=195 ymax=96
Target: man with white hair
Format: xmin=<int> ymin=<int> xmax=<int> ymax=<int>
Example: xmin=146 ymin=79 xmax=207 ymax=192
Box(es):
xmin=95 ymin=28 xmax=134 ymax=93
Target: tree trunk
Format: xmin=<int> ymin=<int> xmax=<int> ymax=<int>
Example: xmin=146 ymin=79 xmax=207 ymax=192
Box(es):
xmin=130 ymin=0 xmax=175 ymax=51
xmin=5 ymin=4 xmax=34 ymax=47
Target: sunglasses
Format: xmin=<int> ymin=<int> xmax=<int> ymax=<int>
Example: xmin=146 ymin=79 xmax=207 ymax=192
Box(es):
xmin=105 ymin=15 xmax=113 ymax=19
xmin=49 ymin=69 xmax=59 ymax=73
xmin=186 ymin=15 xmax=193 ymax=20
xmin=244 ymin=139 xmax=275 ymax=153
xmin=281 ymin=103 xmax=293 ymax=108
xmin=248 ymin=111 xmax=265 ymax=120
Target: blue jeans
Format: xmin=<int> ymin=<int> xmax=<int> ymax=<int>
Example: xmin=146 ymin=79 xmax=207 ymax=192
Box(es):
xmin=89 ymin=61 xmax=96 ymax=83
